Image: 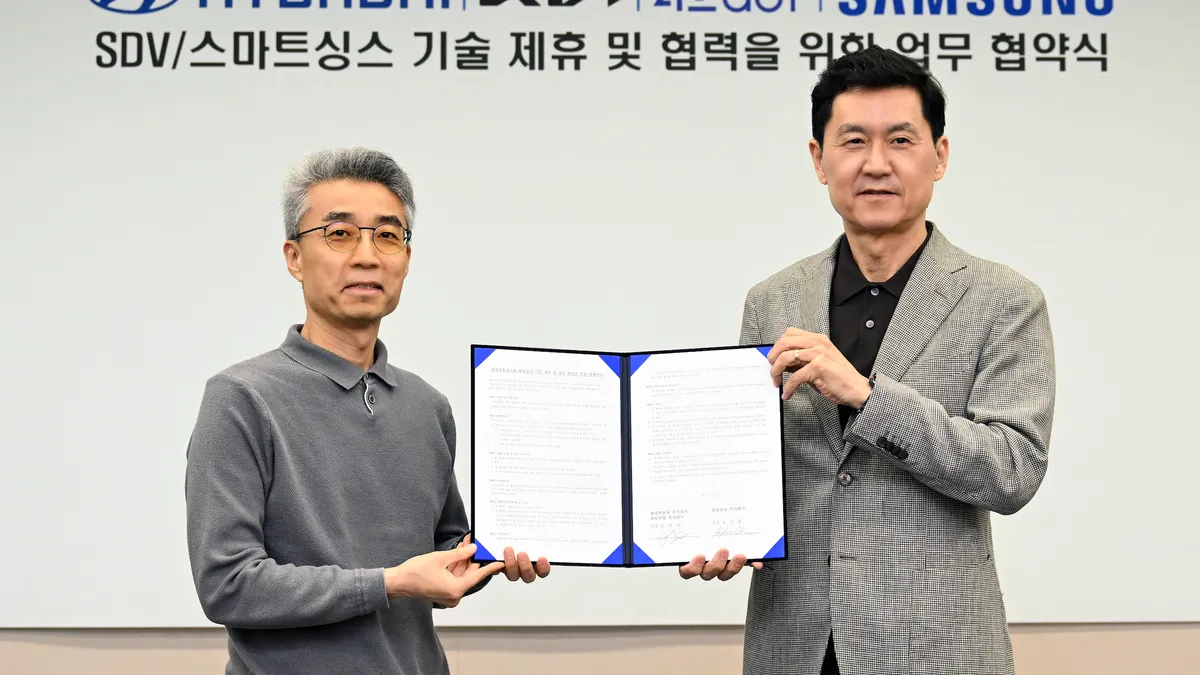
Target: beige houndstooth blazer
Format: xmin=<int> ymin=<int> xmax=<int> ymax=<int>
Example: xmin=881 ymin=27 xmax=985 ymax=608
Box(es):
xmin=739 ymin=224 xmax=1055 ymax=675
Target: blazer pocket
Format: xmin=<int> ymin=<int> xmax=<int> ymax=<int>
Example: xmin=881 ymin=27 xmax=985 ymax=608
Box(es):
xmin=742 ymin=566 xmax=779 ymax=669
xmin=908 ymin=563 xmax=1009 ymax=675
xmin=903 ymin=349 xmax=978 ymax=414
xmin=747 ymin=566 xmax=775 ymax=614
xmin=911 ymin=347 xmax=976 ymax=377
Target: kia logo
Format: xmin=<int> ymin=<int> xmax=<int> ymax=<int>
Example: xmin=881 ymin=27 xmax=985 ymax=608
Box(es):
xmin=91 ymin=0 xmax=181 ymax=14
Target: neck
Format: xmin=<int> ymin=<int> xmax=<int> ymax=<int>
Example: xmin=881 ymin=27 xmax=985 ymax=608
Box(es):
xmin=300 ymin=314 xmax=379 ymax=371
xmin=844 ymin=219 xmax=929 ymax=283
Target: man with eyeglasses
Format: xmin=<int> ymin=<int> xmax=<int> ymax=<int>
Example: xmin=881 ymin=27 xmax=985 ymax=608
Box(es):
xmin=184 ymin=147 xmax=550 ymax=675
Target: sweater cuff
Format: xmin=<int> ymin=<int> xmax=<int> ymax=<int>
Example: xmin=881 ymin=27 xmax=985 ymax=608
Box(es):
xmin=361 ymin=568 xmax=390 ymax=612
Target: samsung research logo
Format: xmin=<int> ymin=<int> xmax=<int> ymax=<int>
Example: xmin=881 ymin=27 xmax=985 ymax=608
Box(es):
xmin=91 ymin=0 xmax=181 ymax=14
xmin=835 ymin=0 xmax=1112 ymax=15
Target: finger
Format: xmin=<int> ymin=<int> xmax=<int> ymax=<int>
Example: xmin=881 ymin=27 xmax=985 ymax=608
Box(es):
xmin=678 ymin=554 xmax=706 ymax=579
xmin=751 ymin=561 xmax=763 ymax=569
xmin=765 ymin=338 xmax=794 ymax=364
xmin=718 ymin=554 xmax=747 ymax=581
xmin=458 ymin=533 xmax=472 ymax=548
xmin=769 ymin=346 xmax=817 ymax=383
xmin=771 ymin=345 xmax=824 ymax=385
xmin=766 ymin=330 xmax=819 ymax=362
xmin=452 ymin=536 xmax=470 ymax=572
xmin=700 ymin=549 xmax=730 ymax=581
xmin=766 ymin=328 xmax=805 ymax=361
xmin=459 ymin=562 xmax=505 ymax=590
xmin=783 ymin=362 xmax=816 ymax=400
xmin=768 ymin=349 xmax=791 ymax=383
xmin=442 ymin=542 xmax=478 ymax=566
xmin=503 ymin=547 xmax=520 ymax=582
xmin=535 ymin=557 xmax=551 ymax=578
xmin=517 ymin=552 xmax=536 ymax=583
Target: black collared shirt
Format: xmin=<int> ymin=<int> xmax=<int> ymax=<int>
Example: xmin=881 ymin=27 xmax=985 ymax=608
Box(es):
xmin=829 ymin=223 xmax=931 ymax=430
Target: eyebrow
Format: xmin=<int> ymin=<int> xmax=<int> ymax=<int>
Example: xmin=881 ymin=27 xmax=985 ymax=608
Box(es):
xmin=321 ymin=211 xmax=407 ymax=227
xmin=837 ymin=122 xmax=919 ymax=136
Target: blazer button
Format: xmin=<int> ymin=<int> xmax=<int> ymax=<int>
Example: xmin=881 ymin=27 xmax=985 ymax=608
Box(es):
xmin=837 ymin=471 xmax=854 ymax=486
xmin=895 ymin=448 xmax=909 ymax=460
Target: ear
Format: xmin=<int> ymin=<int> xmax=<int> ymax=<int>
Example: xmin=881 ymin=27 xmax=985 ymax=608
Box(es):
xmin=933 ymin=135 xmax=950 ymax=182
xmin=808 ymin=138 xmax=828 ymax=185
xmin=283 ymin=240 xmax=303 ymax=283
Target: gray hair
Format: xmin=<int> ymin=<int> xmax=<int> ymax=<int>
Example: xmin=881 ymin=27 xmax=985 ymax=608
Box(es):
xmin=281 ymin=147 xmax=416 ymax=241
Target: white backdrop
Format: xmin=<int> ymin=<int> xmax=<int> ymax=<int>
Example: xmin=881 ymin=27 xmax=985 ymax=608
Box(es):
xmin=1 ymin=0 xmax=1197 ymax=628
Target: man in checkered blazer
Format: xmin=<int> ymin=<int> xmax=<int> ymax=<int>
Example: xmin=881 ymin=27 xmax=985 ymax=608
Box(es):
xmin=678 ymin=46 xmax=1056 ymax=675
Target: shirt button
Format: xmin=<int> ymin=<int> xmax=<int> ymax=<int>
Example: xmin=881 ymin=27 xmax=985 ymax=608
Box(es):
xmin=838 ymin=471 xmax=854 ymax=486
xmin=368 ymin=395 xmax=376 ymax=404
xmin=870 ymin=287 xmax=880 ymax=296
xmin=865 ymin=319 xmax=875 ymax=328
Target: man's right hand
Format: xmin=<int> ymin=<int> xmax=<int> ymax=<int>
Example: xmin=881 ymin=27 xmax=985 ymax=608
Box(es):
xmin=384 ymin=544 xmax=505 ymax=607
xmin=678 ymin=548 xmax=762 ymax=582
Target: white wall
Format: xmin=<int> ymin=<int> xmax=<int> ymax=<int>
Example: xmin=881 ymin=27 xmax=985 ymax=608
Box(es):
xmin=0 ymin=0 xmax=1197 ymax=628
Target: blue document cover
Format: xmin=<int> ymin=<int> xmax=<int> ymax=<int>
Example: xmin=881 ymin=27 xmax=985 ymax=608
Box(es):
xmin=468 ymin=343 xmax=788 ymax=568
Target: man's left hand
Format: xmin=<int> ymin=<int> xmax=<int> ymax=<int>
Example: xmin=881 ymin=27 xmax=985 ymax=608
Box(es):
xmin=767 ymin=328 xmax=872 ymax=406
xmin=449 ymin=536 xmax=551 ymax=583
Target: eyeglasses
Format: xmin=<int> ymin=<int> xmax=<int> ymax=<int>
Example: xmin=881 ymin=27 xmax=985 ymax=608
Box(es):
xmin=295 ymin=221 xmax=410 ymax=255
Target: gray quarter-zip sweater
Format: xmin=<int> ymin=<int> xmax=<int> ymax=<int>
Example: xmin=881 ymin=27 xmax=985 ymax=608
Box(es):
xmin=185 ymin=324 xmax=484 ymax=675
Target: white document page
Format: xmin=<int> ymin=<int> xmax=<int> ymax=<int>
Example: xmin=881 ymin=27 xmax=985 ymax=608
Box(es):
xmin=628 ymin=347 xmax=785 ymax=566
xmin=471 ymin=348 xmax=625 ymax=565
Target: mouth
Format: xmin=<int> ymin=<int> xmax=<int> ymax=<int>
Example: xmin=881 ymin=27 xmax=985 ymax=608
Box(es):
xmin=344 ymin=282 xmax=384 ymax=293
xmin=859 ymin=189 xmax=897 ymax=196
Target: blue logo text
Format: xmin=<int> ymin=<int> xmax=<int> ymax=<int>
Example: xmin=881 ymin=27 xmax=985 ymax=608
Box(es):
xmin=196 ymin=0 xmax=451 ymax=6
xmin=91 ymin=0 xmax=181 ymax=13
xmin=837 ymin=0 xmax=1113 ymax=15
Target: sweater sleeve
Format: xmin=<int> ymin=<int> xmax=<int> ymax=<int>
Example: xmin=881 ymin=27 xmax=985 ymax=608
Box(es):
xmin=184 ymin=373 xmax=390 ymax=630
xmin=431 ymin=396 xmax=492 ymax=601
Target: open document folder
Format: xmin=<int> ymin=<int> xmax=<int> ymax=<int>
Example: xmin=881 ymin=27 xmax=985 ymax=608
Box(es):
xmin=469 ymin=344 xmax=788 ymax=568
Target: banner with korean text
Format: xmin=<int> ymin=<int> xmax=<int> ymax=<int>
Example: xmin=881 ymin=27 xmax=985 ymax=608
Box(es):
xmin=2 ymin=0 xmax=1198 ymax=631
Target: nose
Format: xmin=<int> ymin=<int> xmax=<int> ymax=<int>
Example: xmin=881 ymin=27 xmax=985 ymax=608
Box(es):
xmin=348 ymin=230 xmax=382 ymax=266
xmin=863 ymin=142 xmax=891 ymax=175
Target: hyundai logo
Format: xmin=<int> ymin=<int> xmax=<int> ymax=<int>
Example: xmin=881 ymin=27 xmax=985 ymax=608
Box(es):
xmin=91 ymin=0 xmax=181 ymax=14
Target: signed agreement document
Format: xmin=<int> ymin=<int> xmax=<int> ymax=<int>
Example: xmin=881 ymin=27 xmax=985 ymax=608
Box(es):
xmin=470 ymin=344 xmax=786 ymax=568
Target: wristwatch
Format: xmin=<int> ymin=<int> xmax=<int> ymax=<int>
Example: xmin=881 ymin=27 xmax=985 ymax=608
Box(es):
xmin=857 ymin=373 xmax=877 ymax=412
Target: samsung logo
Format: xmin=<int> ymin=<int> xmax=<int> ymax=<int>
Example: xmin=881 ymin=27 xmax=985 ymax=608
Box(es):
xmin=837 ymin=0 xmax=1113 ymax=15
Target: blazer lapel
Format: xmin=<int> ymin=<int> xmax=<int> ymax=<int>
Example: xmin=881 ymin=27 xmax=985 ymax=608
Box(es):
xmin=782 ymin=241 xmax=848 ymax=461
xmin=872 ymin=227 xmax=970 ymax=384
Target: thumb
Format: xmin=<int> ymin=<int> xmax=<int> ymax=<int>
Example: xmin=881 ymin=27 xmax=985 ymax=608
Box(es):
xmin=440 ymin=543 xmax=478 ymax=565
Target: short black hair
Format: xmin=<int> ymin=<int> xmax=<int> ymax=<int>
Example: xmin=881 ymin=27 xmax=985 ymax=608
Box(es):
xmin=811 ymin=45 xmax=947 ymax=148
